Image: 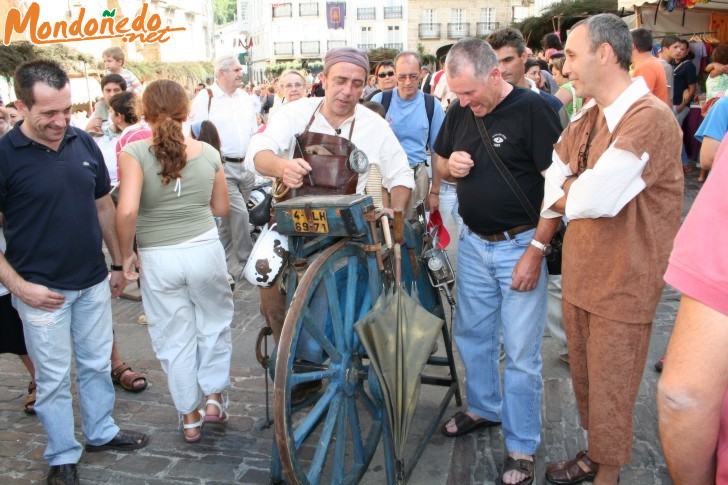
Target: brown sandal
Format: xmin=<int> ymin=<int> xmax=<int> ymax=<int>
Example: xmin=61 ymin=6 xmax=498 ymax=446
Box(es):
xmin=111 ymin=363 xmax=148 ymax=393
xmin=24 ymin=381 xmax=37 ymax=415
xmin=502 ymin=456 xmax=535 ymax=485
xmin=546 ymin=450 xmax=599 ymax=484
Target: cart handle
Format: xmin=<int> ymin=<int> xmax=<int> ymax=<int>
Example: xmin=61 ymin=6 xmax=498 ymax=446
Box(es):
xmin=380 ymin=215 xmax=393 ymax=249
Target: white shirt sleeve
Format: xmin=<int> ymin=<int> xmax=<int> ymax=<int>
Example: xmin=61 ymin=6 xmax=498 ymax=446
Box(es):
xmin=541 ymin=148 xmax=572 ymax=219
xmin=189 ymin=90 xmax=209 ymax=124
xmin=564 ymin=140 xmax=648 ymax=220
xmin=378 ymin=130 xmax=415 ymax=191
xmin=245 ymin=105 xmax=300 ymax=176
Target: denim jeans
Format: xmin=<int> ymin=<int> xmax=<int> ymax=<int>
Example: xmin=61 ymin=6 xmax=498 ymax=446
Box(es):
xmin=455 ymin=227 xmax=547 ymax=455
xmin=547 ymin=274 xmax=568 ymax=356
xmin=438 ymin=181 xmax=463 ymax=234
xmin=14 ymin=279 xmax=119 ymax=465
xmin=139 ymin=238 xmax=234 ymax=414
xmin=674 ymin=106 xmax=690 ymax=166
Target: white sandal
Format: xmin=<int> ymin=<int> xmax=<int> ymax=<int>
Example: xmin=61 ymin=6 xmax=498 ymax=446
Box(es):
xmin=183 ymin=409 xmax=205 ymax=443
xmin=203 ymin=398 xmax=229 ymax=424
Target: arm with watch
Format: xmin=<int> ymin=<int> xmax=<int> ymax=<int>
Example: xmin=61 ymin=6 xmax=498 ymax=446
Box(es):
xmin=96 ymin=194 xmax=127 ymax=298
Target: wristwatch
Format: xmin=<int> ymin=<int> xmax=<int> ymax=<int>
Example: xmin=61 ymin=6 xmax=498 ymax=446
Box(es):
xmin=110 ymin=264 xmax=123 ymax=272
xmin=530 ymin=239 xmax=552 ymax=256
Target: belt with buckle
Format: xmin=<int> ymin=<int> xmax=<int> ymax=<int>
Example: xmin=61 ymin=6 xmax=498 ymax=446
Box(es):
xmin=222 ymin=156 xmax=244 ymax=163
xmin=472 ymin=224 xmax=535 ymax=243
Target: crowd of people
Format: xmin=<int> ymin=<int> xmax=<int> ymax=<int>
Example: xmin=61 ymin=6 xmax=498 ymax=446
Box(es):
xmin=0 ymin=11 xmax=726 ymax=485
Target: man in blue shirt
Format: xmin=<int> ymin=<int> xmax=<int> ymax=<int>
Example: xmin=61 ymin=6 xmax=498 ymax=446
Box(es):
xmin=0 ymin=60 xmax=148 ymax=484
xmin=372 ymin=51 xmax=446 ymax=219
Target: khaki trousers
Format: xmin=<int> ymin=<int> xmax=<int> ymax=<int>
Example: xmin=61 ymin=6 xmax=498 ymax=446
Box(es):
xmin=405 ymin=163 xmax=430 ymax=220
xmin=562 ymin=300 xmax=652 ymax=466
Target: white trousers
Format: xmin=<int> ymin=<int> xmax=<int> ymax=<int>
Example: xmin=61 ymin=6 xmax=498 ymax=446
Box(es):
xmin=139 ymin=238 xmax=234 ymax=414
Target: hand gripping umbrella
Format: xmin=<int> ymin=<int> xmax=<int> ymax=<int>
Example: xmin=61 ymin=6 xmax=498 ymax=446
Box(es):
xmin=354 ymin=243 xmax=443 ymax=483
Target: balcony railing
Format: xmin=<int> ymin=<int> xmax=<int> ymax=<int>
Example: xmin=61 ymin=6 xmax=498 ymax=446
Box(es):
xmin=447 ymin=22 xmax=470 ymax=39
xmin=358 ymin=43 xmax=376 ymax=51
xmin=418 ymin=23 xmax=441 ymax=39
xmin=357 ymin=7 xmax=375 ymax=20
xmin=383 ymin=6 xmax=402 ymax=19
xmin=476 ymin=21 xmax=499 ymax=36
xmin=327 ymin=40 xmax=346 ymax=50
xmin=272 ymin=3 xmax=292 ymax=18
xmin=384 ymin=42 xmax=403 ymax=50
xmin=301 ymin=40 xmax=320 ymax=55
xmin=274 ymin=42 xmax=294 ymax=55
xmin=299 ymin=2 xmax=318 ymax=17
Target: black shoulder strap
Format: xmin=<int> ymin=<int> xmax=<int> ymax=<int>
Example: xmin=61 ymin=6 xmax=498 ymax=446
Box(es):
xmin=381 ymin=90 xmax=393 ymax=114
xmin=473 ymin=112 xmax=540 ymax=225
xmin=424 ymin=93 xmax=435 ymax=149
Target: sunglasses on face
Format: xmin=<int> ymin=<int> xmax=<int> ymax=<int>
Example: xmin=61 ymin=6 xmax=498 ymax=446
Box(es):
xmin=378 ymin=71 xmax=395 ymax=78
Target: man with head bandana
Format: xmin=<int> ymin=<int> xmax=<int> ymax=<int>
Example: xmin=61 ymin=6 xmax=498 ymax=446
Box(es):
xmin=246 ymin=46 xmax=414 ymax=344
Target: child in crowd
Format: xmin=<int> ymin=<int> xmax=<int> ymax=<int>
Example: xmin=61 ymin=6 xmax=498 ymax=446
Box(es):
xmin=103 ymin=46 xmax=142 ymax=92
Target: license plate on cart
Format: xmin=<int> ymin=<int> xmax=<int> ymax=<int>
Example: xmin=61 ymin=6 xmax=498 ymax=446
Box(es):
xmin=292 ymin=209 xmax=329 ymax=234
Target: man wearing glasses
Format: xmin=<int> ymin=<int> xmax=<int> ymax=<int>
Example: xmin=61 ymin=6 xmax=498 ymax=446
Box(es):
xmin=541 ymin=15 xmax=683 ymax=484
xmin=371 ymin=52 xmax=445 ymax=219
xmin=364 ymin=60 xmax=397 ymax=101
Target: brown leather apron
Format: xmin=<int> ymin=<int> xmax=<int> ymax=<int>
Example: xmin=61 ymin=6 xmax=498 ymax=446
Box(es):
xmin=290 ymin=101 xmax=359 ymax=197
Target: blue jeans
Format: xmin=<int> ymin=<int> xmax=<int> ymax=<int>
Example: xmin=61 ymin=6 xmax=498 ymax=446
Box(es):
xmin=438 ymin=181 xmax=463 ymax=233
xmin=455 ymin=227 xmax=547 ymax=455
xmin=674 ymin=106 xmax=690 ymax=166
xmin=14 ymin=279 xmax=119 ymax=465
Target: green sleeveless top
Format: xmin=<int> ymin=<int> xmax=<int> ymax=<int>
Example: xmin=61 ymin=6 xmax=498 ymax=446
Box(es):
xmin=122 ymin=140 xmax=222 ymax=248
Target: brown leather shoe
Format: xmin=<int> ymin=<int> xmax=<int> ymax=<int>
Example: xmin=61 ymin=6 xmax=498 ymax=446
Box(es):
xmin=546 ymin=450 xmax=598 ymax=484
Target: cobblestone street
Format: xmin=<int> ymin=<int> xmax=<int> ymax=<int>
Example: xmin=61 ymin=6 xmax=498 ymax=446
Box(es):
xmin=0 ymin=174 xmax=700 ymax=484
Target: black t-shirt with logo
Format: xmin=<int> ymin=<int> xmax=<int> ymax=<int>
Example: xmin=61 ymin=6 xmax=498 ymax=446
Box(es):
xmin=434 ymin=86 xmax=562 ymax=235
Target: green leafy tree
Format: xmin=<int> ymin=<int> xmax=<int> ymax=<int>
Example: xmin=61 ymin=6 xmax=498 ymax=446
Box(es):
xmin=513 ymin=0 xmax=618 ymax=50
xmin=213 ymin=0 xmax=237 ymax=26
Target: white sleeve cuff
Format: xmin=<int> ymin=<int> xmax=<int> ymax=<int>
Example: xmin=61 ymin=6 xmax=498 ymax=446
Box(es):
xmin=565 ymin=143 xmax=648 ymax=220
xmin=541 ymin=150 xmax=571 ymax=218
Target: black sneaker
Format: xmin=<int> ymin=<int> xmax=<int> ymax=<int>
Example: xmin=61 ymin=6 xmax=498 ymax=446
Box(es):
xmin=47 ymin=464 xmax=79 ymax=485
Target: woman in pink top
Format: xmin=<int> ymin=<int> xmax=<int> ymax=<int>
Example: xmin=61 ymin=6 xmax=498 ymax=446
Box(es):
xmin=109 ymin=91 xmax=152 ymax=179
xmin=658 ymin=134 xmax=728 ymax=484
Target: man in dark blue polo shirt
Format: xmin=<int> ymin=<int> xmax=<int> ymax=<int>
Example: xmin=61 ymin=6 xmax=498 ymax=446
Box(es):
xmin=0 ymin=60 xmax=148 ymax=485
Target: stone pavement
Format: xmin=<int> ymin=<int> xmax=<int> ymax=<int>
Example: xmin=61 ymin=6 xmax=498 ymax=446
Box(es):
xmin=0 ymin=173 xmax=701 ymax=484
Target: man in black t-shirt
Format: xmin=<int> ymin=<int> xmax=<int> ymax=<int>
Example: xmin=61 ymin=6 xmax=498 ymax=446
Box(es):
xmin=434 ymin=38 xmax=561 ymax=485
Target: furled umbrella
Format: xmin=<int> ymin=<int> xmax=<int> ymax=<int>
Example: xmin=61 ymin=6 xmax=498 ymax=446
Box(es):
xmin=354 ymin=244 xmax=443 ymax=482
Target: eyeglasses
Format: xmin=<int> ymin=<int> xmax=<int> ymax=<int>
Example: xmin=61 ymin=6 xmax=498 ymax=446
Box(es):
xmin=283 ymin=83 xmax=304 ymax=89
xmin=377 ymin=71 xmax=395 ymax=78
xmin=396 ymin=74 xmax=420 ymax=82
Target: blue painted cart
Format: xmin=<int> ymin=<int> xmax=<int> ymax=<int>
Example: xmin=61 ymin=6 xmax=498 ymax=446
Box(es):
xmin=266 ymin=194 xmax=461 ymax=484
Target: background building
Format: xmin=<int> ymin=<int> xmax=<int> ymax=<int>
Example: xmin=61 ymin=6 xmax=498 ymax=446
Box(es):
xmin=407 ymin=0 xmax=534 ymax=63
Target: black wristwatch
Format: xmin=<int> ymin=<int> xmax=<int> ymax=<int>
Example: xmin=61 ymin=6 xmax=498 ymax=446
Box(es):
xmin=110 ymin=264 xmax=123 ymax=272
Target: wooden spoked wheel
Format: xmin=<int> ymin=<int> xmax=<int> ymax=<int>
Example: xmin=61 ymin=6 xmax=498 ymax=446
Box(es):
xmin=274 ymin=240 xmax=384 ymax=485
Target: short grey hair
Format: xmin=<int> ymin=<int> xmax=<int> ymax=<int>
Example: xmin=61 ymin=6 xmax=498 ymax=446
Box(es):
xmin=394 ymin=51 xmax=421 ymax=68
xmin=215 ymin=55 xmax=239 ymax=77
xmin=445 ymin=37 xmax=498 ymax=81
xmin=280 ymin=69 xmax=306 ymax=84
xmin=574 ymin=14 xmax=632 ymax=71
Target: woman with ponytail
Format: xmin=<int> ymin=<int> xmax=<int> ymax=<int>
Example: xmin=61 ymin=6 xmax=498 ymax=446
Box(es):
xmin=115 ymin=79 xmax=233 ymax=443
